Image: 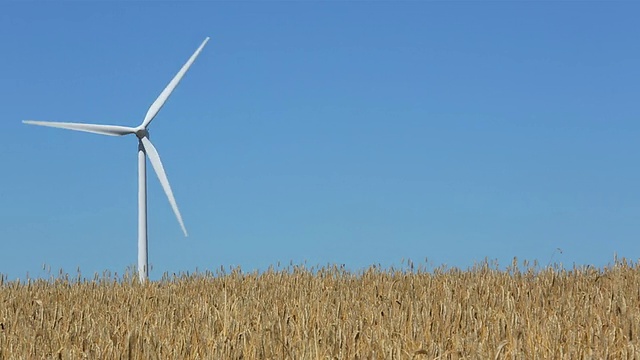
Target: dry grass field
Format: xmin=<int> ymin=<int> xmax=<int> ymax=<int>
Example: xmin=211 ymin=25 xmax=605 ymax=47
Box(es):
xmin=1 ymin=258 xmax=640 ymax=359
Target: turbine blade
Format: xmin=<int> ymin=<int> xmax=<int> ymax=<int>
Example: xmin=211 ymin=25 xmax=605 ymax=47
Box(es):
xmin=141 ymin=37 xmax=210 ymax=129
xmin=140 ymin=136 xmax=188 ymax=237
xmin=23 ymin=121 xmax=136 ymax=136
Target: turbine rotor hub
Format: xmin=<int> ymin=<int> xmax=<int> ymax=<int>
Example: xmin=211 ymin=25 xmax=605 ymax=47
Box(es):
xmin=135 ymin=127 xmax=149 ymax=139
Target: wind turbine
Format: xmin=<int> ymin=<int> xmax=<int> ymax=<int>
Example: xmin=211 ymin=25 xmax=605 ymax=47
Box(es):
xmin=23 ymin=37 xmax=209 ymax=282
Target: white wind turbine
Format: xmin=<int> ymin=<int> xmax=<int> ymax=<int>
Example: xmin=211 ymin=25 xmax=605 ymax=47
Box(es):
xmin=24 ymin=37 xmax=209 ymax=282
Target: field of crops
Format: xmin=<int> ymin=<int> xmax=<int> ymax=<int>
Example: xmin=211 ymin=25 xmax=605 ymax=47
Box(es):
xmin=1 ymin=258 xmax=639 ymax=359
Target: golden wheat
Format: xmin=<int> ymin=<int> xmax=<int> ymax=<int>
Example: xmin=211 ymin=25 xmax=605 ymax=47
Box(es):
xmin=1 ymin=258 xmax=639 ymax=359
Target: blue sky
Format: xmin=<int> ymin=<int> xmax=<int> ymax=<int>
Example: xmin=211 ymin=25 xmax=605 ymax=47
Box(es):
xmin=1 ymin=2 xmax=639 ymax=280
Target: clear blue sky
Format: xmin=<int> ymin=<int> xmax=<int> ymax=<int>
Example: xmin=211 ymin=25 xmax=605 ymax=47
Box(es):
xmin=1 ymin=2 xmax=639 ymax=280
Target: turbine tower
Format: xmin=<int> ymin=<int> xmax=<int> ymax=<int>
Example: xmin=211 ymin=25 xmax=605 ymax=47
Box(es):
xmin=23 ymin=37 xmax=209 ymax=282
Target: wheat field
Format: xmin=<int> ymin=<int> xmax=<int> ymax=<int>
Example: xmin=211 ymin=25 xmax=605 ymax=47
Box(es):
xmin=1 ymin=258 xmax=639 ymax=359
